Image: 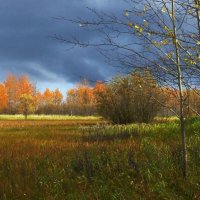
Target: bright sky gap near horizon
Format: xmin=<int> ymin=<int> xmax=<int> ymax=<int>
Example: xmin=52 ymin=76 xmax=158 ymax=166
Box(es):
xmin=0 ymin=0 xmax=125 ymax=95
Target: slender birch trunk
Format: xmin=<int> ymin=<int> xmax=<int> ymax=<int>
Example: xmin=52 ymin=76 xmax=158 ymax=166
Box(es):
xmin=172 ymin=0 xmax=188 ymax=178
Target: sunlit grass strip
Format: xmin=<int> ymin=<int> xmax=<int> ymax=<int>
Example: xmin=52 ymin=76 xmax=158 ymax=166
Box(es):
xmin=0 ymin=114 xmax=101 ymax=121
xmin=81 ymin=122 xmax=180 ymax=142
xmin=153 ymin=116 xmax=179 ymax=123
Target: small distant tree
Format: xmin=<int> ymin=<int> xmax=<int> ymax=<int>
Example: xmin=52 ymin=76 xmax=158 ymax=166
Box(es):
xmin=19 ymin=94 xmax=34 ymax=120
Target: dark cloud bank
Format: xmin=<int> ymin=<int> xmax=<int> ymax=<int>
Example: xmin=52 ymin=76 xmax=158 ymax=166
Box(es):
xmin=0 ymin=0 xmax=127 ymax=92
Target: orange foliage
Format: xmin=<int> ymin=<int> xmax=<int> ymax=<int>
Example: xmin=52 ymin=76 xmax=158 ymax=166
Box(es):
xmin=53 ymin=89 xmax=63 ymax=105
xmin=67 ymin=89 xmax=77 ymax=104
xmin=5 ymin=74 xmax=35 ymax=101
xmin=93 ymin=81 xmax=107 ymax=104
xmin=77 ymin=84 xmax=95 ymax=104
xmin=4 ymin=74 xmax=19 ymax=105
xmin=4 ymin=74 xmax=36 ymax=113
xmin=66 ymin=82 xmax=95 ymax=105
xmin=93 ymin=81 xmax=106 ymax=94
xmin=162 ymin=87 xmax=179 ymax=110
xmin=42 ymin=88 xmax=54 ymax=105
xmin=0 ymin=83 xmax=8 ymax=111
xmin=18 ymin=75 xmax=34 ymax=96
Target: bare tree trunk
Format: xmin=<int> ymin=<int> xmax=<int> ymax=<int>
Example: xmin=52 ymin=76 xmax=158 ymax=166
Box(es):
xmin=194 ymin=0 xmax=200 ymax=37
xmin=172 ymin=0 xmax=188 ymax=178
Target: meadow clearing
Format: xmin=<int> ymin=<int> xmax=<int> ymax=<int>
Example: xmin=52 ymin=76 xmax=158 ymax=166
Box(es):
xmin=0 ymin=115 xmax=199 ymax=200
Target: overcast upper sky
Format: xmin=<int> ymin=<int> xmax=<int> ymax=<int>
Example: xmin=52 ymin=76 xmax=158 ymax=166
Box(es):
xmin=0 ymin=0 xmax=127 ymax=94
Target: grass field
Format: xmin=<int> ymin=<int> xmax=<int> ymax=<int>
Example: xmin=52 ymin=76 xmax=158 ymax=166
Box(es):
xmin=0 ymin=114 xmax=101 ymax=121
xmin=0 ymin=116 xmax=199 ymax=199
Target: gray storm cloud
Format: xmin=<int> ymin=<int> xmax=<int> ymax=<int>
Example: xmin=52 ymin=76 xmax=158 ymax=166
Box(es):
xmin=0 ymin=0 xmax=126 ymax=87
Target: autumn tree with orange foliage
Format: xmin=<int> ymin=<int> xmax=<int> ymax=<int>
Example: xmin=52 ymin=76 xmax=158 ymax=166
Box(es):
xmin=93 ymin=81 xmax=107 ymax=103
xmin=53 ymin=89 xmax=63 ymax=106
xmin=4 ymin=74 xmax=19 ymax=113
xmin=18 ymin=75 xmax=34 ymax=97
xmin=42 ymin=88 xmax=54 ymax=105
xmin=4 ymin=74 xmax=35 ymax=114
xmin=0 ymin=83 xmax=8 ymax=113
xmin=66 ymin=80 xmax=96 ymax=115
xmin=36 ymin=88 xmax=63 ymax=114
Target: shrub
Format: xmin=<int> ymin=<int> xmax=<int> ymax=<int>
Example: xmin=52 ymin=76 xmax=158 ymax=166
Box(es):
xmin=94 ymin=71 xmax=165 ymax=124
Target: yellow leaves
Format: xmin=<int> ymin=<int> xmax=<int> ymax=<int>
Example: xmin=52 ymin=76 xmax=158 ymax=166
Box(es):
xmin=156 ymin=43 xmax=162 ymax=48
xmin=194 ymin=3 xmax=199 ymax=8
xmin=184 ymin=58 xmax=189 ymax=62
xmin=134 ymin=25 xmax=139 ymax=29
xmin=197 ymin=41 xmax=200 ymax=45
xmin=161 ymin=5 xmax=167 ymax=13
xmin=161 ymin=39 xmax=169 ymax=45
xmin=134 ymin=24 xmax=143 ymax=33
xmin=172 ymin=38 xmax=177 ymax=45
xmin=128 ymin=22 xmax=133 ymax=27
xmin=197 ymin=55 xmax=200 ymax=62
xmin=164 ymin=26 xmax=169 ymax=31
xmin=147 ymin=32 xmax=151 ymax=36
xmin=184 ymin=58 xmax=195 ymax=65
xmin=127 ymin=22 xmax=144 ymax=35
xmin=152 ymin=41 xmax=162 ymax=48
xmin=152 ymin=41 xmax=157 ymax=46
xmin=143 ymin=20 xmax=149 ymax=27
xmin=164 ymin=26 xmax=173 ymax=38
xmin=144 ymin=5 xmax=147 ymax=12
xmin=139 ymin=27 xmax=143 ymax=33
xmin=150 ymin=38 xmax=169 ymax=48
xmin=125 ymin=10 xmax=129 ymax=16
xmin=166 ymin=52 xmax=174 ymax=59
xmin=188 ymin=9 xmax=193 ymax=14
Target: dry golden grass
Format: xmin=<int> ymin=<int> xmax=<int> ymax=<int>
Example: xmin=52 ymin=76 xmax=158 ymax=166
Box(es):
xmin=0 ymin=119 xmax=105 ymax=128
xmin=0 ymin=117 xmax=199 ymax=199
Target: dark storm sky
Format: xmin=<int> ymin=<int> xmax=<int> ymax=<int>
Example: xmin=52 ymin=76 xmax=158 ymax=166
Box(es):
xmin=0 ymin=0 xmax=126 ymax=93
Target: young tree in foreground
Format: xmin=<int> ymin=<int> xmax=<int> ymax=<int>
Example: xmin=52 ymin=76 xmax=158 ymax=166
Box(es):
xmin=55 ymin=0 xmax=200 ymax=177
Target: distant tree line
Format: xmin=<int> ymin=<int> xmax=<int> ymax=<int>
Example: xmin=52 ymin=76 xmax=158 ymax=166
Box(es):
xmin=0 ymin=73 xmax=200 ymax=122
xmin=0 ymin=74 xmax=97 ymax=117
